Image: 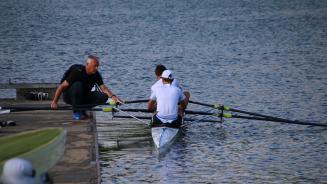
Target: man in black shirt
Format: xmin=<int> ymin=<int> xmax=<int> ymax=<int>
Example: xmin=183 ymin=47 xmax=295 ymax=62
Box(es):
xmin=51 ymin=55 xmax=121 ymax=120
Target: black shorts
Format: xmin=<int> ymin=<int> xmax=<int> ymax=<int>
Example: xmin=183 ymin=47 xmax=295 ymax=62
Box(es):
xmin=151 ymin=115 xmax=183 ymax=128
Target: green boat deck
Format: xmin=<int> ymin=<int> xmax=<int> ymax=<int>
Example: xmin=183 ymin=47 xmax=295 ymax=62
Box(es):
xmin=0 ymin=100 xmax=99 ymax=184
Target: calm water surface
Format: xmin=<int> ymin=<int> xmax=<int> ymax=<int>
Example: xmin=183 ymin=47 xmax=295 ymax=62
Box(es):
xmin=0 ymin=0 xmax=326 ymax=183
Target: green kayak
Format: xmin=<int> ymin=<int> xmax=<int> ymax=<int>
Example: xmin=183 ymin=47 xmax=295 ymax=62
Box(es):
xmin=0 ymin=128 xmax=66 ymax=176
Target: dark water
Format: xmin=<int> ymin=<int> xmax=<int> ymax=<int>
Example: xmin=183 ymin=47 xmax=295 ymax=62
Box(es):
xmin=1 ymin=0 xmax=327 ymax=183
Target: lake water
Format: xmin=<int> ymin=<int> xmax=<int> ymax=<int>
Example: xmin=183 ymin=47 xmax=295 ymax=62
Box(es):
xmin=0 ymin=0 xmax=326 ymax=183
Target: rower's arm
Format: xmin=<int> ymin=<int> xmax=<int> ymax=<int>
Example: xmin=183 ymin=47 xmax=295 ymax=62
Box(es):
xmin=51 ymin=81 xmax=69 ymax=109
xmin=148 ymin=100 xmax=156 ymax=112
xmin=179 ymin=99 xmax=187 ymax=111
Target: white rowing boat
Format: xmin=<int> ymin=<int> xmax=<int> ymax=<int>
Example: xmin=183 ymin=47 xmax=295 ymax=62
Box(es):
xmin=151 ymin=117 xmax=184 ymax=149
xmin=151 ymin=127 xmax=180 ymax=148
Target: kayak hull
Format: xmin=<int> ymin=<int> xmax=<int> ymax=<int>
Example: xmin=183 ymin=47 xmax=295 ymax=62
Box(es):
xmin=0 ymin=128 xmax=66 ymax=177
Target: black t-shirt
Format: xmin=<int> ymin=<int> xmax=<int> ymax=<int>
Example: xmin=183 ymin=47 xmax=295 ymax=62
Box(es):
xmin=65 ymin=66 xmax=104 ymax=93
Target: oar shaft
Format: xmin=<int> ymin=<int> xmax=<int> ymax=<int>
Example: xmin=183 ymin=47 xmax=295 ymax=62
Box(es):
xmin=123 ymin=99 xmax=148 ymax=104
xmin=189 ymin=100 xmax=327 ymax=127
xmin=113 ymin=115 xmax=151 ymax=120
xmin=113 ymin=107 xmax=149 ymax=125
xmin=3 ymin=103 xmax=326 ymax=127
xmin=190 ymin=100 xmax=281 ymax=119
xmin=115 ymin=109 xmax=216 ymax=115
xmin=185 ymin=110 xmax=214 ymax=115
xmin=118 ymin=101 xmax=149 ymax=117
xmin=228 ymin=107 xmax=284 ymax=121
xmin=187 ymin=108 xmax=327 ymax=127
xmin=113 ymin=115 xmax=222 ymax=123
xmin=117 ymin=108 xmax=152 ymax=113
xmin=189 ymin=100 xmax=215 ymax=108
xmin=230 ymin=112 xmax=327 ymax=127
xmin=184 ymin=118 xmax=222 ymax=123
xmin=230 ymin=115 xmax=327 ymax=127
xmin=0 ymin=106 xmax=112 ymax=112
xmin=1 ymin=106 xmax=71 ymax=111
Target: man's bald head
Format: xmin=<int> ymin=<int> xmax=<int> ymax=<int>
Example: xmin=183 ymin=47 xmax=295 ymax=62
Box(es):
xmin=85 ymin=55 xmax=100 ymax=74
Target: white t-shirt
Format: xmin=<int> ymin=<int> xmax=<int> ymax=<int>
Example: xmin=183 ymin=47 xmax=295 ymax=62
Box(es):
xmin=150 ymin=83 xmax=185 ymax=122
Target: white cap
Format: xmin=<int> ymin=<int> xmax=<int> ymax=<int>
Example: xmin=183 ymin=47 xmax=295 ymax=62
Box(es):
xmin=1 ymin=158 xmax=36 ymax=184
xmin=161 ymin=70 xmax=174 ymax=79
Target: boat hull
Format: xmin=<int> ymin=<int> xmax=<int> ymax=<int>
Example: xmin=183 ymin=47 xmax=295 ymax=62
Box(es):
xmin=151 ymin=127 xmax=180 ymax=148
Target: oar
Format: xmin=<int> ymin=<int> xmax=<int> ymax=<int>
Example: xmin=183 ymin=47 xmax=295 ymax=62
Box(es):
xmin=0 ymin=104 xmax=148 ymax=125
xmin=0 ymin=106 xmax=114 ymax=113
xmin=113 ymin=115 xmax=222 ymax=123
xmin=3 ymin=104 xmax=325 ymax=127
xmin=189 ymin=100 xmax=219 ymax=108
xmin=107 ymin=108 xmax=211 ymax=115
xmin=224 ymin=113 xmax=327 ymax=127
xmin=114 ymin=115 xmax=151 ymax=120
xmin=64 ymin=99 xmax=147 ymax=107
xmin=117 ymin=101 xmax=149 ymax=117
xmin=114 ymin=108 xmax=327 ymax=127
xmin=113 ymin=108 xmax=152 ymax=113
xmin=185 ymin=110 xmax=327 ymax=127
xmin=123 ymin=99 xmax=148 ymax=104
xmin=112 ymin=107 xmax=150 ymax=125
xmin=189 ymin=100 xmax=327 ymax=126
xmin=190 ymin=100 xmax=274 ymax=117
xmin=0 ymin=104 xmax=148 ymax=115
xmin=1 ymin=106 xmax=70 ymax=111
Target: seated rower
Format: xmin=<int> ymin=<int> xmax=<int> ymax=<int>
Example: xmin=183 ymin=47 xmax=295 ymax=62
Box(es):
xmin=148 ymin=70 xmax=187 ymax=128
xmin=151 ymin=64 xmax=190 ymax=115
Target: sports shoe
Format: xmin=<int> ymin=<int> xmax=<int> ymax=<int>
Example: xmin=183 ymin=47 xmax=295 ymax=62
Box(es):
xmin=73 ymin=112 xmax=87 ymax=120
